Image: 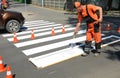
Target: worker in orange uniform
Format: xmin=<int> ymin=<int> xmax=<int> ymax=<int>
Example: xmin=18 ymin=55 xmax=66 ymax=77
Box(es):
xmin=74 ymin=2 xmax=103 ymax=56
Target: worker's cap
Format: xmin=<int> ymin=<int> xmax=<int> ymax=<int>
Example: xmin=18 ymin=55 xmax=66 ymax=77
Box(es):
xmin=74 ymin=2 xmax=81 ymax=8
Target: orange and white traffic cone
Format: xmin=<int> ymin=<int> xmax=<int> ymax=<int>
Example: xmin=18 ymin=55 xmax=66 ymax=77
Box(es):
xmin=13 ymin=32 xmax=18 ymax=43
xmin=117 ymin=27 xmax=120 ymax=33
xmin=6 ymin=66 xmax=13 ymax=78
xmin=62 ymin=26 xmax=65 ymax=33
xmin=106 ymin=23 xmax=110 ymax=30
xmin=0 ymin=56 xmax=6 ymax=72
xmin=51 ymin=27 xmax=55 ymax=36
xmin=31 ymin=29 xmax=35 ymax=39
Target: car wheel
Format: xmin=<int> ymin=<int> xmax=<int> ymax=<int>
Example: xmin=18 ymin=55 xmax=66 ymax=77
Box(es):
xmin=6 ymin=20 xmax=20 ymax=33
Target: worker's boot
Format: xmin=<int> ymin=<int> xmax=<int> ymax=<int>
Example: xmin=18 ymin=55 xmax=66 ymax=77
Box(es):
xmin=81 ymin=41 xmax=92 ymax=57
xmin=94 ymin=42 xmax=101 ymax=56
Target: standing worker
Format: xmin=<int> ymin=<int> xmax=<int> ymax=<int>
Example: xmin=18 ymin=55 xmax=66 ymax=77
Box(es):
xmin=73 ymin=2 xmax=103 ymax=56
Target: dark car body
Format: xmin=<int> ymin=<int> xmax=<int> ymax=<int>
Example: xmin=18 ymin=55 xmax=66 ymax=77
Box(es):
xmin=0 ymin=9 xmax=25 ymax=33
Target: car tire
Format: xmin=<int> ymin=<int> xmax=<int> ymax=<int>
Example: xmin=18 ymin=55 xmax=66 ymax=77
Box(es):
xmin=6 ymin=20 xmax=21 ymax=33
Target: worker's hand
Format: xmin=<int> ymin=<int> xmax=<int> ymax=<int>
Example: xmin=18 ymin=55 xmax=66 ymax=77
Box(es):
xmin=73 ymin=22 xmax=80 ymax=38
xmin=94 ymin=21 xmax=99 ymax=24
xmin=94 ymin=18 xmax=102 ymax=24
xmin=73 ymin=31 xmax=78 ymax=38
xmin=98 ymin=18 xmax=102 ymax=22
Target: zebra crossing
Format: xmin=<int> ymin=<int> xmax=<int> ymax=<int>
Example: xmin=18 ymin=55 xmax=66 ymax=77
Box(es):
xmin=2 ymin=20 xmax=120 ymax=69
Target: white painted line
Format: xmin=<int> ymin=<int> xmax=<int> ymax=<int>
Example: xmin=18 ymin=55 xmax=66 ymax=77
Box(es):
xmin=111 ymin=35 xmax=120 ymax=39
xmin=101 ymin=35 xmax=120 ymax=47
xmin=29 ymin=46 xmax=84 ymax=68
xmin=7 ymin=27 xmax=75 ymax=41
xmin=25 ymin=24 xmax=62 ymax=30
xmin=102 ymin=35 xmax=113 ymax=40
xmin=24 ymin=22 xmax=55 ymax=27
xmin=24 ymin=20 xmax=50 ymax=25
xmin=14 ymin=30 xmax=86 ymax=47
xmin=22 ymin=35 xmax=86 ymax=56
xmin=22 ymin=34 xmax=105 ymax=56
xmin=2 ymin=23 xmax=62 ymax=37
xmin=102 ymin=39 xmax=120 ymax=47
xmin=28 ymin=35 xmax=119 ymax=68
xmin=25 ymin=20 xmax=44 ymax=23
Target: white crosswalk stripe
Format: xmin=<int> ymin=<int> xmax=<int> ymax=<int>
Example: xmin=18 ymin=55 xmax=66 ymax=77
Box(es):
xmin=2 ymin=20 xmax=85 ymax=67
xmin=4 ymin=20 xmax=117 ymax=68
xmin=14 ymin=30 xmax=86 ymax=48
xmin=22 ymin=35 xmax=86 ymax=56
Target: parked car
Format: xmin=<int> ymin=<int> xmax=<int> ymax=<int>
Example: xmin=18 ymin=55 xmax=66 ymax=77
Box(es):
xmin=0 ymin=9 xmax=25 ymax=33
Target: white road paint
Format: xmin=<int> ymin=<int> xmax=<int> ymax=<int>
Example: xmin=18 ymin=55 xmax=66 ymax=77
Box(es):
xmin=14 ymin=30 xmax=86 ymax=47
xmin=22 ymin=35 xmax=86 ymax=56
xmin=2 ymin=20 xmax=120 ymax=69
xmin=29 ymin=46 xmax=84 ymax=68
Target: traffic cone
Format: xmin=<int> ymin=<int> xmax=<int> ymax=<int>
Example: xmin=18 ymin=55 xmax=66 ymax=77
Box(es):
xmin=6 ymin=66 xmax=13 ymax=78
xmin=31 ymin=29 xmax=35 ymax=39
xmin=13 ymin=32 xmax=18 ymax=43
xmin=0 ymin=56 xmax=6 ymax=72
xmin=62 ymin=26 xmax=65 ymax=33
xmin=117 ymin=27 xmax=120 ymax=33
xmin=51 ymin=27 xmax=55 ymax=36
xmin=106 ymin=23 xmax=110 ymax=30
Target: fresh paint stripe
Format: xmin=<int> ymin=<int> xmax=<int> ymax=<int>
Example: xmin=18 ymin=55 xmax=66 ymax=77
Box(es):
xmin=29 ymin=46 xmax=84 ymax=68
xmin=7 ymin=27 xmax=75 ymax=41
xmin=22 ymin=35 xmax=86 ymax=56
xmin=14 ymin=30 xmax=86 ymax=47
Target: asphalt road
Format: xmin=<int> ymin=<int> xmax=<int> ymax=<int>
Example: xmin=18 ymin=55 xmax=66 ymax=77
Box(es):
xmin=0 ymin=2 xmax=120 ymax=78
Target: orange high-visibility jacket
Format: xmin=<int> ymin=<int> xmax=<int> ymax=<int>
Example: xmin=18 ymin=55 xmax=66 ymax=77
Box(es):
xmin=78 ymin=4 xmax=99 ymax=22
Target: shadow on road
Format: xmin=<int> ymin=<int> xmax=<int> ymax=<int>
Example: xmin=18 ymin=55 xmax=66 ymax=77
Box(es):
xmin=0 ymin=29 xmax=8 ymax=34
xmin=104 ymin=43 xmax=120 ymax=61
xmin=105 ymin=50 xmax=120 ymax=61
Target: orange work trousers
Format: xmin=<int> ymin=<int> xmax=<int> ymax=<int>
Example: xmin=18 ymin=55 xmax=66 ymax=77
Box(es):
xmin=86 ymin=22 xmax=101 ymax=43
